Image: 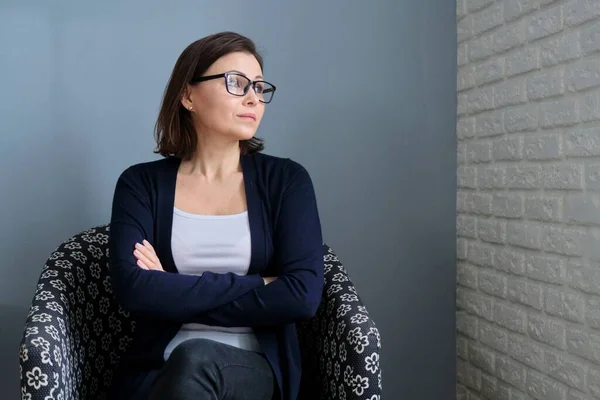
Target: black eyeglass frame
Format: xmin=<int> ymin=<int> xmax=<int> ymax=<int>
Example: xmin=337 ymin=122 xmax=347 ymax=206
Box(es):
xmin=190 ymin=72 xmax=276 ymax=104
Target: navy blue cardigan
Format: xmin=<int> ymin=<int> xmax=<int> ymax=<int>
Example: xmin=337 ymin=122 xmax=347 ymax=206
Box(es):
xmin=107 ymin=153 xmax=324 ymax=400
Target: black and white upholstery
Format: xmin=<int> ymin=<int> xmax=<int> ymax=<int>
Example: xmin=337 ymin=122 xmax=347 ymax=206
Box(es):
xmin=19 ymin=225 xmax=382 ymax=400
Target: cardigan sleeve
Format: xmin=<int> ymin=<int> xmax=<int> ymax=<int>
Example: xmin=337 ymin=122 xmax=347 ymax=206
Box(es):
xmin=191 ymin=161 xmax=324 ymax=327
xmin=108 ymin=165 xmax=264 ymax=322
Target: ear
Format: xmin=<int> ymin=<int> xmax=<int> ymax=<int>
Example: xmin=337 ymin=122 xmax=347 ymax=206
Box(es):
xmin=180 ymin=84 xmax=194 ymax=110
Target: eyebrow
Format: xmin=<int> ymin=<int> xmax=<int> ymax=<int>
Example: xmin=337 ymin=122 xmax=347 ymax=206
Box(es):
xmin=230 ymin=69 xmax=263 ymax=80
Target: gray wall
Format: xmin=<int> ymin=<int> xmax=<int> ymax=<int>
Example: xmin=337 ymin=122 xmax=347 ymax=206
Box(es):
xmin=1 ymin=1 xmax=457 ymax=398
xmin=456 ymin=0 xmax=600 ymax=399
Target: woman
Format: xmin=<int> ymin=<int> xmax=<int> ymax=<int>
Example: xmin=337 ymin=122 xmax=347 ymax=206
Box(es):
xmin=108 ymin=31 xmax=324 ymax=400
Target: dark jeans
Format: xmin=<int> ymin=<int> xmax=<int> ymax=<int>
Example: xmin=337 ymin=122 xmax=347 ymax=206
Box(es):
xmin=148 ymin=339 xmax=275 ymax=400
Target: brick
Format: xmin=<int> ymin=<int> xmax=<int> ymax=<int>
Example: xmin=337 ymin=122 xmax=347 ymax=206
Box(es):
xmin=542 ymin=225 xmax=586 ymax=256
xmin=458 ymin=66 xmax=476 ymax=92
xmin=478 ymin=219 xmax=506 ymax=244
xmin=460 ymin=288 xmax=494 ymax=320
xmin=546 ymin=350 xmax=587 ymax=391
xmin=479 ymin=269 xmax=507 ymax=297
xmin=507 ymin=277 xmax=543 ymax=310
xmin=481 ymin=374 xmax=511 ymax=400
xmin=511 ymin=389 xmax=534 ymax=400
xmin=524 ymin=133 xmax=562 ymax=160
xmin=457 ymin=310 xmax=479 ymax=339
xmin=458 ymin=93 xmax=468 ymax=116
xmin=457 ymin=117 xmax=476 ymax=139
xmin=527 ymin=67 xmax=565 ymax=100
xmin=469 ymin=33 xmax=494 ymax=62
xmin=458 ymin=42 xmax=468 ymax=66
xmin=542 ymin=163 xmax=584 ymax=190
xmin=493 ymin=194 xmax=523 ymax=218
xmin=581 ymin=89 xmax=600 ymax=122
xmin=458 ymin=262 xmax=479 ymax=289
xmin=476 ymin=110 xmax=504 ymax=137
xmin=468 ymin=142 xmax=492 ymax=163
xmin=506 ymin=46 xmax=540 ymax=77
xmin=457 ymin=383 xmax=468 ymax=400
xmin=566 ymin=194 xmax=600 ymax=225
xmin=524 ymin=195 xmax=562 ymax=222
xmin=590 ymin=367 xmax=600 ymax=399
xmin=457 ymin=214 xmax=478 ymax=238
xmin=566 ymin=56 xmax=600 ymax=92
xmin=494 ymin=77 xmax=527 ymax=108
xmin=458 ymin=15 xmax=474 ymax=43
xmin=480 ymin=166 xmax=506 ymax=189
xmin=494 ymin=301 xmax=527 ymax=333
xmin=470 ymin=343 xmax=496 ymax=374
xmin=569 ymin=390 xmax=594 ymax=400
xmin=494 ymin=20 xmax=527 ymax=55
xmin=458 ymin=143 xmax=467 ymax=164
xmin=505 ymin=0 xmax=540 ymax=21
xmin=468 ymin=87 xmax=495 ymax=113
xmin=508 ymin=332 xmax=545 ymax=371
xmin=526 ymin=5 xmax=564 ymax=41
xmin=526 ymin=370 xmax=568 ymax=400
xmin=587 ymin=295 xmax=600 ymax=330
xmin=540 ymin=98 xmax=579 ymax=128
xmin=458 ymin=166 xmax=478 ymax=189
xmin=581 ymin=21 xmax=600 ymax=55
xmin=565 ymin=128 xmax=600 ymax=157
xmin=468 ymin=391 xmax=483 ymax=400
xmin=541 ymin=30 xmax=581 ymax=67
xmin=462 ymin=192 xmax=494 ymax=215
xmin=529 ymin=312 xmax=566 ymax=349
xmin=457 ymin=0 xmax=467 ymax=20
xmin=494 ymin=136 xmax=523 ymax=161
xmin=474 ymin=3 xmax=504 ymax=35
xmin=526 ymin=254 xmax=565 ymax=284
xmin=497 ymin=356 xmax=527 ymax=391
xmin=567 ymin=259 xmax=600 ymax=296
xmin=457 ymin=335 xmax=469 ymax=360
xmin=458 ymin=238 xmax=468 ymax=260
xmin=479 ymin=320 xmax=508 ymax=352
xmin=468 ymin=241 xmax=496 ymax=267
xmin=588 ymin=163 xmax=600 ymax=190
xmin=466 ymin=0 xmax=494 ymax=12
xmin=565 ymin=0 xmax=600 ymax=27
xmin=587 ymin=228 xmax=600 ymax=262
xmin=475 ymin=57 xmax=505 ymax=86
xmin=458 ymin=358 xmax=482 ymax=390
xmin=495 ymin=248 xmax=526 ymax=275
xmin=507 ymin=221 xmax=542 ymax=249
xmin=545 ymin=286 xmax=586 ymax=323
xmin=566 ymin=326 xmax=600 ymax=364
xmin=505 ymin=104 xmax=539 ymax=133
xmin=506 ymin=165 xmax=542 ymax=189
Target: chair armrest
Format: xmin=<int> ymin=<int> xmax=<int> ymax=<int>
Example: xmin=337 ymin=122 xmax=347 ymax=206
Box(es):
xmin=298 ymin=245 xmax=382 ymax=400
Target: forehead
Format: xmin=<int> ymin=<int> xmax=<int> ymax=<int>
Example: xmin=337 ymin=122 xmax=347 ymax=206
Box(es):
xmin=206 ymin=52 xmax=263 ymax=78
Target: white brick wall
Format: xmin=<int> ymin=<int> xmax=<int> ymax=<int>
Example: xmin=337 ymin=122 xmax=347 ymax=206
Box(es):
xmin=456 ymin=1 xmax=600 ymax=399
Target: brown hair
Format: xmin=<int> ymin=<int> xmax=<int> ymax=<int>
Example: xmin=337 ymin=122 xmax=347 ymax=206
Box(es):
xmin=154 ymin=31 xmax=265 ymax=159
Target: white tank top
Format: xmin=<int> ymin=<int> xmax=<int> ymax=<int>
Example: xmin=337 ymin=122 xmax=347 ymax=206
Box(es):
xmin=163 ymin=207 xmax=262 ymax=360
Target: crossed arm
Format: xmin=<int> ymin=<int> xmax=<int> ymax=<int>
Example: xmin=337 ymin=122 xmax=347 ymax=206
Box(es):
xmin=109 ymin=163 xmax=324 ymax=327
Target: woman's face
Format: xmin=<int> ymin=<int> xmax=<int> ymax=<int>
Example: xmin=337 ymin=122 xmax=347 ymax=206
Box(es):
xmin=184 ymin=52 xmax=266 ymax=142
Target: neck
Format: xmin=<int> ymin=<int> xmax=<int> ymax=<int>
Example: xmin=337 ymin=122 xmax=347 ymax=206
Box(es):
xmin=184 ymin=136 xmax=242 ymax=181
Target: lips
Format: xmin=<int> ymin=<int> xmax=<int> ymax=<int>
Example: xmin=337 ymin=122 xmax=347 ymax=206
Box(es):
xmin=237 ymin=113 xmax=256 ymax=121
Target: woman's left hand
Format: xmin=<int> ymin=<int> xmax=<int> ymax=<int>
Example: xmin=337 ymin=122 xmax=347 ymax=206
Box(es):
xmin=133 ymin=240 xmax=165 ymax=272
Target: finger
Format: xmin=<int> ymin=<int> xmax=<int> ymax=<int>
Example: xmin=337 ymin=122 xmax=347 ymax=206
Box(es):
xmin=137 ymin=259 xmax=149 ymax=270
xmin=133 ymin=249 xmax=155 ymax=269
xmin=135 ymin=243 xmax=157 ymax=263
xmin=142 ymin=240 xmax=155 ymax=252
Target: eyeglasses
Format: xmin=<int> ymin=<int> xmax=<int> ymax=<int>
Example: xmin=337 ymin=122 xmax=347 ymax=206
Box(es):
xmin=191 ymin=72 xmax=276 ymax=104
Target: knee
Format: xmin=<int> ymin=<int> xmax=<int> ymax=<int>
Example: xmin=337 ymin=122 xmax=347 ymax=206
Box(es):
xmin=167 ymin=339 xmax=220 ymax=371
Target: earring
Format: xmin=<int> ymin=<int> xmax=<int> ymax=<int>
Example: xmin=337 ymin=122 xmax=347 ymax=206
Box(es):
xmin=188 ymin=106 xmax=193 ymax=111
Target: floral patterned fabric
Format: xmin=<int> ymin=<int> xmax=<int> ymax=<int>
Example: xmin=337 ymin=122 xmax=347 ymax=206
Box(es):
xmin=20 ymin=225 xmax=381 ymax=400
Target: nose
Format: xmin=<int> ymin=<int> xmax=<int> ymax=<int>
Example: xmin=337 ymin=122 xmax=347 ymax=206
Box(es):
xmin=242 ymin=84 xmax=260 ymax=106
